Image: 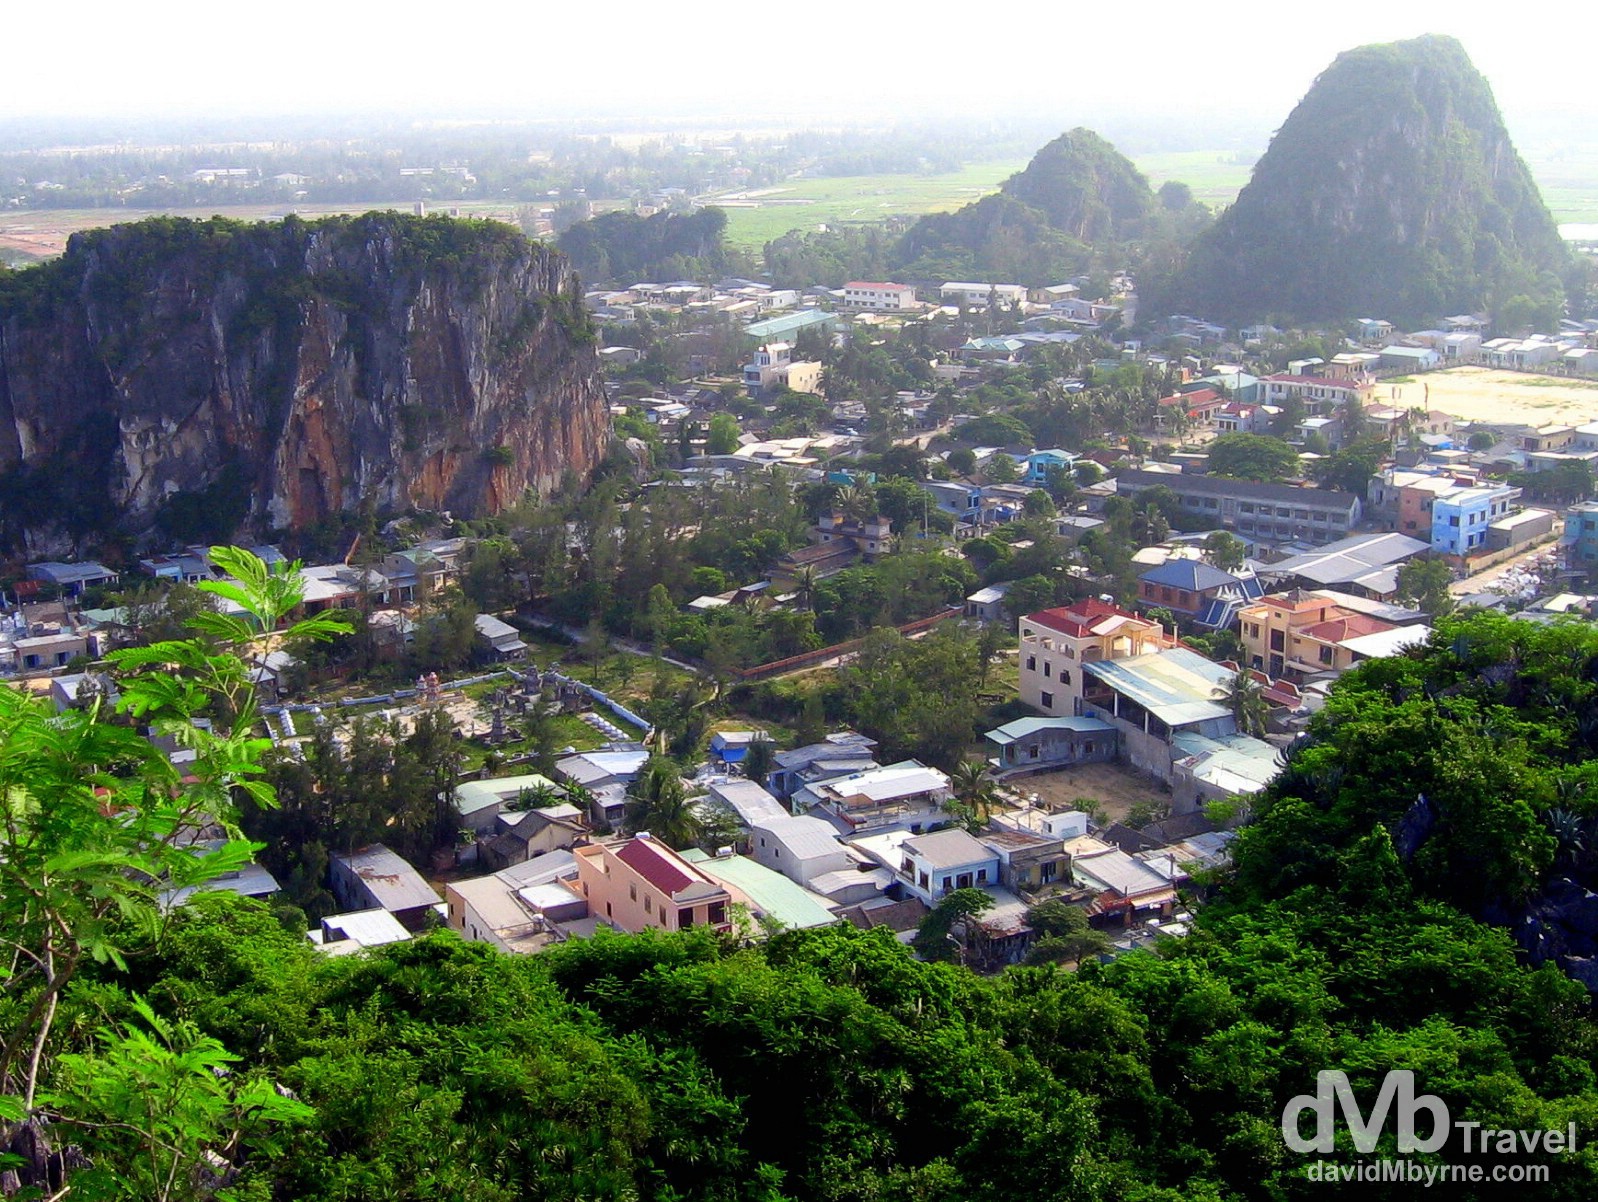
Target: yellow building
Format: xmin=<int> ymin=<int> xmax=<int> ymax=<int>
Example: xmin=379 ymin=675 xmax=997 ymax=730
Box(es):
xmin=1238 ymin=589 xmax=1405 ymax=680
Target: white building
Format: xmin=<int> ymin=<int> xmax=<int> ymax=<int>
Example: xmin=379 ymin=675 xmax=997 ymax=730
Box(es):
xmin=840 ymin=281 xmax=916 ymax=312
xmin=940 ymin=282 xmax=1028 ymax=308
xmin=750 ymin=815 xmax=852 ymax=888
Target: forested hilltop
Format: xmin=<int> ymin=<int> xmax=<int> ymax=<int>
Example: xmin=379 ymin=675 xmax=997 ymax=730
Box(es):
xmin=1156 ymin=34 xmax=1571 ymax=327
xmin=8 ymin=576 xmax=1598 ymax=1199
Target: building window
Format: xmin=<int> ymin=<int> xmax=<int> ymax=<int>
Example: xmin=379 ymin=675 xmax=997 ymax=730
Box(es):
xmin=1044 ymin=661 xmax=1052 ymax=678
xmin=1027 ymin=656 xmax=1036 ymax=671
xmin=708 ymin=902 xmax=726 ymax=925
xmin=1041 ymin=690 xmax=1054 ymax=709
xmin=645 ymin=895 xmax=652 ymax=913
xmin=1028 ymin=744 xmax=1040 ymax=759
xmin=1062 ymin=670 xmax=1071 ymax=685
xmin=942 ymin=876 xmax=953 ymax=892
xmin=977 ymin=868 xmax=988 ymax=883
xmin=679 ymin=909 xmax=695 ymax=928
xmin=1319 ymin=645 xmax=1334 ymax=665
xmin=629 ymin=883 xmax=636 ymax=901
xmin=1270 ymin=630 xmax=1284 ymax=652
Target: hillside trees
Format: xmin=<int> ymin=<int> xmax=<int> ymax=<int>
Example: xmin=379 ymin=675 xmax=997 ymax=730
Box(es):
xmin=1205 ymin=432 xmax=1301 ymax=482
xmin=0 ymin=546 xmax=348 ymax=1196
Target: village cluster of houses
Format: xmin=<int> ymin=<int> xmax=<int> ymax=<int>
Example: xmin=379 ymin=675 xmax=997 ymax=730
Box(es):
xmin=150 ymin=704 xmax=1233 ymax=971
xmin=1 ymin=538 xmax=529 ymax=680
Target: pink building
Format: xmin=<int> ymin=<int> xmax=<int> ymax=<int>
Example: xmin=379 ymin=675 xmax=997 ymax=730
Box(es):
xmin=574 ymin=836 xmax=733 ymax=935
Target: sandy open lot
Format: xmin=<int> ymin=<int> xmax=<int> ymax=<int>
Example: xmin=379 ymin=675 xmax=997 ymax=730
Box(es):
xmin=1383 ymin=367 xmax=1598 ymax=427
xmin=997 ymin=760 xmax=1171 ymax=826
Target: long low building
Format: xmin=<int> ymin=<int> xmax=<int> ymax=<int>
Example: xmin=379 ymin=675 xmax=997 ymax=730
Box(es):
xmin=1116 ymin=469 xmax=1362 ymax=544
xmin=985 ymin=716 xmax=1117 ymax=773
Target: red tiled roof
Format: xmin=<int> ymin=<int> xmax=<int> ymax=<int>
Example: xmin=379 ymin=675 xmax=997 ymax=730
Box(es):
xmin=1026 ymin=599 xmax=1149 ymax=637
xmin=1299 ymin=614 xmax=1392 ymax=643
xmin=846 ymin=281 xmax=910 ymax=291
xmin=615 ymin=837 xmax=699 ymax=897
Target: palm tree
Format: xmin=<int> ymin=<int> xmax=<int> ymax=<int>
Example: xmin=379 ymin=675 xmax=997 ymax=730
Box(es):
xmin=623 ymin=756 xmax=703 ymax=849
xmin=1216 ymin=668 xmax=1270 ymax=738
xmin=948 ymin=759 xmax=999 ymax=827
xmin=507 ymin=781 xmax=564 ymax=813
xmin=792 ymin=565 xmax=818 ymax=612
xmin=837 ymin=481 xmax=877 ymax=524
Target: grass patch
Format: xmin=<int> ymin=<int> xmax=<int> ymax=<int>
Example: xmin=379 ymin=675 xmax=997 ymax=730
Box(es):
xmin=716 ymin=159 xmax=1026 ymax=249
xmin=1132 ymin=150 xmax=1258 ymax=210
xmin=1527 ymin=376 xmax=1598 ymax=390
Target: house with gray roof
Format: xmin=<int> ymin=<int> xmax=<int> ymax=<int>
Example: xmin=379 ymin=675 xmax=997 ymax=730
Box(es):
xmin=474 ymin=614 xmax=527 ymax=661
xmin=984 ymin=716 xmax=1116 ymax=774
xmin=329 ymin=845 xmax=441 ymax=931
xmin=1116 ymin=469 xmax=1361 ymax=544
xmin=1262 ymin=531 xmax=1431 ymax=597
xmin=767 ymin=732 xmax=879 ymax=801
xmin=750 ymin=814 xmax=852 ymax=888
xmin=1136 ymin=559 xmax=1263 ymax=626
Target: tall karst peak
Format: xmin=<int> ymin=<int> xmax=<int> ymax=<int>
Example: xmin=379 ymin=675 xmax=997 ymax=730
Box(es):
xmin=0 ymin=213 xmax=609 ymax=550
xmin=1166 ymin=34 xmax=1568 ymax=326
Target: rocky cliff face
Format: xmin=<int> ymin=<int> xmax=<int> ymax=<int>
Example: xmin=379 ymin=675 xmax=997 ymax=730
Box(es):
xmin=1164 ymin=34 xmax=1569 ymax=325
xmin=0 ymin=213 xmax=609 ymax=549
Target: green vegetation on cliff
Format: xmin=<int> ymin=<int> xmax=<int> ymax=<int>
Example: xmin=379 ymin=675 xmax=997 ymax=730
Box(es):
xmin=558 ymin=208 xmax=731 ymax=287
xmin=892 ymin=127 xmax=1210 ymax=285
xmin=1160 ymin=34 xmax=1570 ymax=327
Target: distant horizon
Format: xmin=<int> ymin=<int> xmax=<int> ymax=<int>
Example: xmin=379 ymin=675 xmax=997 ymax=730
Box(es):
xmin=3 ymin=8 xmax=1592 ymax=146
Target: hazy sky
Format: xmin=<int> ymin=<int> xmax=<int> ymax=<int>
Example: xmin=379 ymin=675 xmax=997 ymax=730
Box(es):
xmin=4 ymin=1 xmax=1593 ymax=131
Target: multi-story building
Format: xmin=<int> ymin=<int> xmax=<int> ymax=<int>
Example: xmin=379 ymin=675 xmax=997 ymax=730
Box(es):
xmin=1115 ymin=470 xmax=1362 ymax=545
xmin=1018 ymin=599 xmax=1176 ymax=718
xmin=573 ymin=835 xmax=733 ymax=935
xmin=1236 ymin=589 xmax=1426 ymax=680
xmin=1563 ymin=503 xmax=1598 ymax=571
xmin=840 ymin=281 xmax=916 ymax=312
xmin=741 ymin=342 xmax=822 ymax=397
xmin=1258 ymin=373 xmax=1374 ymax=413
xmin=940 ymin=282 xmax=1028 ymax=308
xmin=892 ymin=828 xmax=1001 ymax=905
xmin=1431 ymin=483 xmax=1519 ymax=557
xmin=793 ymin=760 xmax=951 ymax=833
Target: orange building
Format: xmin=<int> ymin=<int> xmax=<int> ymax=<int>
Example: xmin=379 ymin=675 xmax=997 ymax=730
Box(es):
xmin=1238 ymin=590 xmax=1404 ymax=680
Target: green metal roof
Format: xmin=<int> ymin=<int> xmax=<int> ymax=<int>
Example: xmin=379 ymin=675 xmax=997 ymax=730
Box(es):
xmin=680 ymin=851 xmax=838 ymax=929
xmin=744 ymin=310 xmax=838 ymax=340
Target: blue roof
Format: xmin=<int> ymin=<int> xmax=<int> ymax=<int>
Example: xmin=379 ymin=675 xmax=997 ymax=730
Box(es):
xmin=745 ymin=310 xmax=837 ymax=339
xmin=1138 ymin=559 xmax=1244 ymax=592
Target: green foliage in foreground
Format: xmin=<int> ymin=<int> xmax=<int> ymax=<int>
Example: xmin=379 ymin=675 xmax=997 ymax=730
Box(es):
xmin=88 ymin=868 xmax=1598 ymax=1201
xmin=15 ymin=584 xmax=1598 ymax=1200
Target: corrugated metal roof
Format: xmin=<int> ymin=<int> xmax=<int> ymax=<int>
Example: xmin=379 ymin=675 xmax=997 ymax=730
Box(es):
xmin=335 ymin=846 xmax=440 ymax=912
xmin=1083 ymin=649 xmax=1234 ymax=726
xmin=679 ymin=852 xmax=838 ymax=929
xmin=986 ymin=716 xmax=1115 ymax=744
